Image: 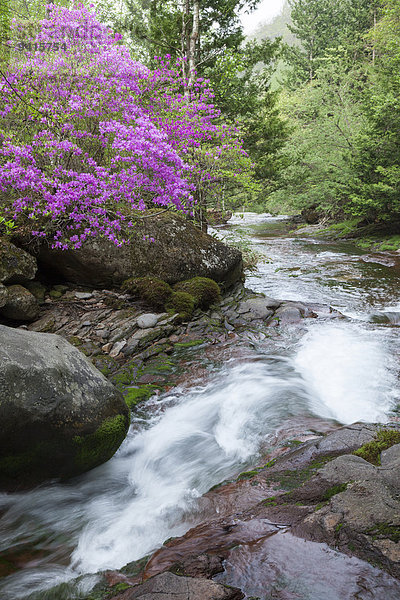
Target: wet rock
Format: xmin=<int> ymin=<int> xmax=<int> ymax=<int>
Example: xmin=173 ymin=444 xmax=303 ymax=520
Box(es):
xmin=0 ymin=238 xmax=37 ymax=284
xmin=270 ymin=302 xmax=317 ymax=325
xmin=237 ymin=297 xmax=276 ymax=320
xmin=0 ymin=324 xmax=129 ymax=489
xmin=31 ymin=212 xmax=243 ymax=289
xmin=296 ymin=450 xmax=400 ymax=577
xmin=110 ymin=572 xmax=244 ymax=600
xmin=0 ymin=285 xmax=39 ymax=321
xmin=137 ymin=314 xmax=159 ymax=329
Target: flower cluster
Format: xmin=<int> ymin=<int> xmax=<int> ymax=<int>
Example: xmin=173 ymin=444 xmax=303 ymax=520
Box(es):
xmin=0 ymin=4 xmax=251 ymax=248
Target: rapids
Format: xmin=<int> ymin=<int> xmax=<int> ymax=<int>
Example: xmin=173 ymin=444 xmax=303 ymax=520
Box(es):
xmin=1 ymin=213 xmax=399 ymax=599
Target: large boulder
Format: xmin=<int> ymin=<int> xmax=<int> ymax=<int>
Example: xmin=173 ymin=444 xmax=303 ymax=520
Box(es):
xmin=28 ymin=212 xmax=243 ymax=289
xmin=0 ymin=237 xmax=37 ymax=284
xmin=0 ymin=325 xmax=129 ymax=490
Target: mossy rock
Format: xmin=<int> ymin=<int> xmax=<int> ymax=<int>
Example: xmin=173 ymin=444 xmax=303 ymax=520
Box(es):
xmin=174 ymin=277 xmax=221 ymax=309
xmin=353 ymin=429 xmax=400 ymax=465
xmin=73 ymin=415 xmax=128 ymax=472
xmin=165 ymin=291 xmax=195 ymax=321
xmin=0 ymin=324 xmax=129 ymax=490
xmin=122 ymin=276 xmax=172 ymax=310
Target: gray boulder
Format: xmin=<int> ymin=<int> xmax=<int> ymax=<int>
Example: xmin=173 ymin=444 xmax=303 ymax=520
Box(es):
xmin=0 ymin=237 xmax=37 ymax=283
xmin=28 ymin=212 xmax=243 ymax=290
xmin=1 ymin=284 xmax=39 ymax=321
xmin=110 ymin=572 xmax=243 ymax=600
xmin=0 ymin=325 xmax=129 ymax=489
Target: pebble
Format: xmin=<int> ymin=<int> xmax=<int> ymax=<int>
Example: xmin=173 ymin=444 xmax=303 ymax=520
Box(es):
xmin=137 ymin=314 xmax=159 ymax=329
xmin=75 ymin=292 xmax=93 ymax=300
xmin=109 ymin=340 xmax=127 ymax=358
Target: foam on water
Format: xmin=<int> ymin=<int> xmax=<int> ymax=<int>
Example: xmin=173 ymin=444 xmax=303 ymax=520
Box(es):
xmin=294 ymin=322 xmax=398 ymax=424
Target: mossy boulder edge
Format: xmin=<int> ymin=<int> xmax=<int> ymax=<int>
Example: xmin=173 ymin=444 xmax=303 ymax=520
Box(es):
xmin=0 ymin=324 xmax=129 ymax=490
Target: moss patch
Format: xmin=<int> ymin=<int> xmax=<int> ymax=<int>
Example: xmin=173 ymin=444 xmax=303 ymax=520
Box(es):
xmin=124 ymin=385 xmax=157 ymax=408
xmin=122 ymin=276 xmax=172 ymax=309
xmin=321 ymin=483 xmax=348 ymax=501
xmin=353 ymin=429 xmax=400 ymax=465
xmin=73 ymin=414 xmax=129 ymax=471
xmin=267 ymin=457 xmax=333 ymax=491
xmin=237 ymin=469 xmax=259 ymax=480
xmin=367 ymin=523 xmax=400 ymax=543
xmin=174 ymin=277 xmax=221 ymax=309
xmin=174 ymin=339 xmax=205 ymax=348
xmin=166 ymin=291 xmax=195 ymax=321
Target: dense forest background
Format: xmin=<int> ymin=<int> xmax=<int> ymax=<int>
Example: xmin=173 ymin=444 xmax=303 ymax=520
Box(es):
xmin=109 ymin=0 xmax=400 ymax=227
xmin=3 ymin=0 xmax=400 ymax=228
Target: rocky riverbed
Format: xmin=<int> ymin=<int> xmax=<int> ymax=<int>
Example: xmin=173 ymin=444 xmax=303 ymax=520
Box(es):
xmin=1 ymin=212 xmax=400 ymax=599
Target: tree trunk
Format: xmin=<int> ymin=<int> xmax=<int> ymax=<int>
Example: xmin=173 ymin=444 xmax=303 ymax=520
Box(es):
xmin=188 ymin=0 xmax=199 ymax=88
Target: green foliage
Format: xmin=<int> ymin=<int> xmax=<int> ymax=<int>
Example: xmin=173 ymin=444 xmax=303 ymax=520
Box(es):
xmin=353 ymin=429 xmax=400 ymax=465
xmin=165 ymin=291 xmax=195 ymax=321
xmin=268 ymin=55 xmax=369 ymax=215
xmin=122 ymin=276 xmax=173 ymax=309
xmin=174 ymin=277 xmax=221 ymax=309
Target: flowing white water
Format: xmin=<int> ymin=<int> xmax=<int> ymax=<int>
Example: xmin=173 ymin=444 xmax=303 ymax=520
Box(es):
xmin=294 ymin=322 xmax=398 ymax=424
xmin=1 ymin=213 xmax=400 ymax=599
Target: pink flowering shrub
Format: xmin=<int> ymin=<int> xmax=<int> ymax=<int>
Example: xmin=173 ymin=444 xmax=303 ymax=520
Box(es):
xmin=0 ymin=4 xmax=252 ymax=249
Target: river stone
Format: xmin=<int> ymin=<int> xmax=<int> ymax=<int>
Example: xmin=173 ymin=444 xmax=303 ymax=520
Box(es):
xmin=28 ymin=212 xmax=243 ymax=289
xmin=0 ymin=284 xmax=39 ymax=321
xmin=111 ymin=572 xmax=244 ymax=600
xmin=0 ymin=324 xmax=129 ymax=489
xmin=0 ymin=237 xmax=37 ymax=284
xmin=272 ymin=302 xmax=315 ymax=325
xmin=137 ymin=313 xmax=159 ymax=329
xmin=237 ymin=297 xmax=276 ymax=319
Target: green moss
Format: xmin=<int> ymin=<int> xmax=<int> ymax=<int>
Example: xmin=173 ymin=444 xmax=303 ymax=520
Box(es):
xmin=264 ymin=458 xmax=277 ymax=468
xmin=262 ymin=496 xmax=278 ymax=506
xmin=0 ymin=451 xmax=35 ymax=475
xmin=73 ymin=414 xmax=129 ymax=471
xmin=69 ymin=336 xmax=82 ymax=347
xmin=268 ymin=457 xmax=333 ymax=491
xmin=122 ymin=276 xmax=172 ymax=309
xmin=165 ymin=291 xmax=195 ymax=321
xmin=49 ymin=289 xmax=62 ymax=299
xmin=366 ymin=523 xmax=400 ymax=543
xmin=353 ymin=429 xmax=400 ymax=465
xmin=124 ymin=385 xmax=157 ymax=408
xmin=237 ymin=469 xmax=259 ymax=480
xmin=335 ymin=523 xmax=344 ymax=533
xmin=174 ymin=339 xmax=204 ymax=348
xmin=113 ymin=583 xmax=131 ymax=593
xmin=174 ymin=277 xmax=221 ymax=309
xmin=321 ymin=483 xmax=348 ymax=501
